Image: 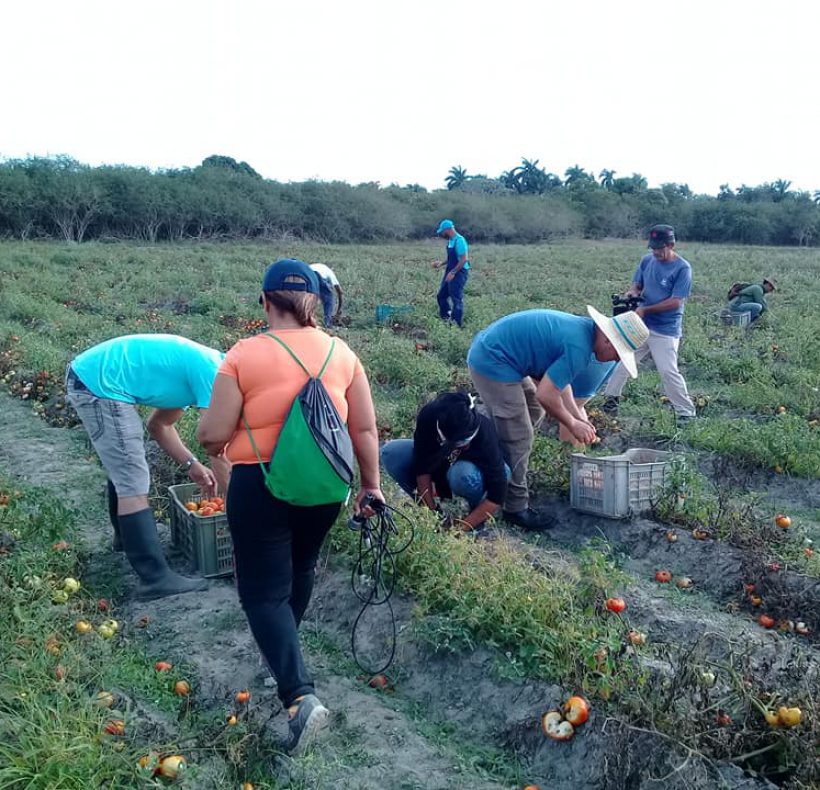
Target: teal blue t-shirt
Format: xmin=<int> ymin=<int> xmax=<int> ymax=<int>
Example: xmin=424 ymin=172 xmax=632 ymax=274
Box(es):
xmin=448 ymin=233 xmax=470 ymax=271
xmin=71 ymin=334 xmax=224 ymax=409
xmin=467 ymin=310 xmax=615 ymax=396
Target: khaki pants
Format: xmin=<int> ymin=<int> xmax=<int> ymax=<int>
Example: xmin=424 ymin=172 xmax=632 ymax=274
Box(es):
xmin=469 ymin=367 xmax=544 ymax=513
xmin=603 ymin=331 xmax=695 ymax=417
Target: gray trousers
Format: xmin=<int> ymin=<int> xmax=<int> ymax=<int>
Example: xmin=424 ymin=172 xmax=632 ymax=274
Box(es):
xmin=468 ymin=367 xmax=544 ymax=513
xmin=603 ymin=331 xmax=695 ymax=417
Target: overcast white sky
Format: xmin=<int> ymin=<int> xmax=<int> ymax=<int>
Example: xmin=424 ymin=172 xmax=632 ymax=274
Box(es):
xmin=3 ymin=0 xmax=819 ymax=196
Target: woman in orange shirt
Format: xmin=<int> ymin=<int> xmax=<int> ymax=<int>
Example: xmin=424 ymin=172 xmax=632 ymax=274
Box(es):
xmin=198 ymin=259 xmax=383 ymax=755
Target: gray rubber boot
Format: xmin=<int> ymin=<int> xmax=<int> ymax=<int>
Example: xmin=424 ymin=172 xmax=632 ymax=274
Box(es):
xmin=118 ymin=508 xmax=207 ymax=600
xmin=107 ymin=480 xmax=123 ymax=552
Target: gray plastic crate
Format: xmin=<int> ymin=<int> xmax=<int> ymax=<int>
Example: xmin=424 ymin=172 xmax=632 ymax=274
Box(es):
xmin=168 ymin=483 xmax=234 ymax=578
xmin=570 ymin=448 xmax=674 ymax=518
xmin=718 ymin=308 xmax=751 ymax=327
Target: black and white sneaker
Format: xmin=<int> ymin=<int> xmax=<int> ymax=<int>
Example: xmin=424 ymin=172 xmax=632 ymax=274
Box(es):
xmin=285 ymin=694 xmax=329 ymax=755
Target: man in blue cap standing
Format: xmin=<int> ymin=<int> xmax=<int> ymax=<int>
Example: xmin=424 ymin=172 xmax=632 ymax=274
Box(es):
xmin=432 ymin=219 xmax=470 ymax=327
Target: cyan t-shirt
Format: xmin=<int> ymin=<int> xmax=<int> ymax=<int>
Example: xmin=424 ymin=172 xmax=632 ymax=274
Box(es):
xmin=71 ymin=334 xmax=224 ymax=409
xmin=448 ymin=233 xmax=470 ymax=271
xmin=634 ymin=253 xmax=692 ymax=337
xmin=467 ymin=310 xmax=615 ymax=396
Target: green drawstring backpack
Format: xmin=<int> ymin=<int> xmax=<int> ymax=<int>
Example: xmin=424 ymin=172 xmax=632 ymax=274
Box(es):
xmin=244 ymin=333 xmax=354 ymax=506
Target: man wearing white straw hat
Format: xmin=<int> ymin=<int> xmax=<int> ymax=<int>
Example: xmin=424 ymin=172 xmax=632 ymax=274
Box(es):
xmin=468 ymin=307 xmax=649 ymax=531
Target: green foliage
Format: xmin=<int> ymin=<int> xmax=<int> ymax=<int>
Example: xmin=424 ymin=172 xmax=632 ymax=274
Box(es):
xmin=2 ymin=155 xmax=820 ymax=245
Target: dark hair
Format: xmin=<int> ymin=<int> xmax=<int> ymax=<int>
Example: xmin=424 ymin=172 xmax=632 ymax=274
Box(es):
xmin=435 ymin=390 xmax=479 ymax=442
xmin=263 ymin=290 xmax=318 ymax=327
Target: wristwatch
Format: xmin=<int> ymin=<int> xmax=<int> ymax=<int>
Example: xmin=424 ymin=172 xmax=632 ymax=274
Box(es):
xmin=183 ymin=457 xmax=197 ymax=471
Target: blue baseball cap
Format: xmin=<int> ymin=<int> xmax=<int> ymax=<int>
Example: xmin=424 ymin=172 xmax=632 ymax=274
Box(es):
xmin=262 ymin=258 xmax=320 ymax=294
xmin=436 ymin=219 xmax=455 ymax=235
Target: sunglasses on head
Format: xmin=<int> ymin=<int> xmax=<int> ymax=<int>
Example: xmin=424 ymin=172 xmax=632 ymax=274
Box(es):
xmin=436 ymin=421 xmax=479 ymax=448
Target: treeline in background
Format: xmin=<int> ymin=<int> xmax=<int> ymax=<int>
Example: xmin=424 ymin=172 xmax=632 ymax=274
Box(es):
xmin=1 ymin=154 xmax=819 ymax=246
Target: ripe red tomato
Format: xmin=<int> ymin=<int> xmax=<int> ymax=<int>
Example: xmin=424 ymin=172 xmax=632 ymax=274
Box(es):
xmin=605 ymin=597 xmax=626 ymax=613
xmin=758 ymin=615 xmax=776 ymax=629
xmin=655 ymin=570 xmax=673 ymax=583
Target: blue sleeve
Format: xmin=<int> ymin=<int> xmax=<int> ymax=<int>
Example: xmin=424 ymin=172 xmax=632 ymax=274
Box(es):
xmin=671 ymin=264 xmax=692 ymax=298
xmin=454 ymin=236 xmax=468 ymax=258
xmin=633 ymin=259 xmax=645 ymax=287
xmin=544 ymin=343 xmax=587 ymax=391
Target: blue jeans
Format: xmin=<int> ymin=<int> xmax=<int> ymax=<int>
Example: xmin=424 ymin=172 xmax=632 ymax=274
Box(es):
xmin=732 ymin=303 xmax=763 ymax=321
xmin=319 ymin=283 xmax=335 ymax=326
xmin=436 ymin=269 xmax=468 ymax=327
xmin=380 ymin=438 xmax=507 ymax=509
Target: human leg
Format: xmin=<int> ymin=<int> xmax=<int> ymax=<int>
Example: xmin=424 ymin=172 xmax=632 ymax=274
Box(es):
xmin=448 ymin=270 xmax=468 ymax=327
xmin=603 ymin=343 xmax=651 ymax=398
xmin=228 ymin=464 xmax=338 ymax=708
xmin=469 ymin=368 xmax=534 ymax=514
xmin=379 ymin=439 xmax=417 ymax=496
xmin=647 ymin=333 xmax=695 ymax=417
xmin=436 ymin=276 xmax=451 ymax=320
xmin=734 ymin=303 xmax=763 ymax=321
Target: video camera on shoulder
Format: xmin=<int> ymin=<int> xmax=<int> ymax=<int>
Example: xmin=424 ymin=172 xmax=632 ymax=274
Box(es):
xmin=611 ymin=293 xmax=643 ymax=316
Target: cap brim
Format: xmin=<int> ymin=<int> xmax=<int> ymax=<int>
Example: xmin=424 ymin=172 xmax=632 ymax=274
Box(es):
xmin=587 ymin=305 xmax=639 ymax=379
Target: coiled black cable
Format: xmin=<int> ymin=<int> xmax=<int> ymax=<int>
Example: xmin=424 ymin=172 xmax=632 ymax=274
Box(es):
xmin=348 ymin=496 xmax=415 ymax=675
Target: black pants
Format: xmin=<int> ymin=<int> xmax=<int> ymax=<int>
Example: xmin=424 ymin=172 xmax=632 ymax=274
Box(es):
xmin=227 ymin=464 xmax=341 ymax=707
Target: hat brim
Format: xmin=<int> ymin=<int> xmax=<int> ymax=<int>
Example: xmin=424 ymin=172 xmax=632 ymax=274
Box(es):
xmin=587 ymin=305 xmax=639 ymax=379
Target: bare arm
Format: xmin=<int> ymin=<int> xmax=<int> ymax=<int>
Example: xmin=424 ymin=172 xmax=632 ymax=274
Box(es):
xmin=346 ymin=371 xmax=384 ymax=514
xmin=535 ymin=377 xmax=597 ymax=445
xmin=637 ymin=296 xmax=683 ymax=317
xmin=462 ymin=498 xmax=500 ymax=530
xmin=147 ymin=408 xmax=218 ymax=496
xmin=446 ymin=253 xmax=469 ymax=279
xmin=197 ymin=374 xmax=243 ymax=455
xmin=334 ymin=285 xmax=343 ymax=317
xmin=415 ymin=474 xmax=437 ymax=510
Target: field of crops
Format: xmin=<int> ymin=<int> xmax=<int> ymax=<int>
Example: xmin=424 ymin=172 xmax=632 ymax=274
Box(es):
xmin=0 ymin=238 xmax=818 ymax=789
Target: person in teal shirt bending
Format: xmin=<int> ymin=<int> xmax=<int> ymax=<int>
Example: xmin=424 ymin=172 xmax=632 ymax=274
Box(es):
xmin=66 ymin=334 xmax=229 ymax=599
xmin=432 ymin=219 xmax=470 ymax=327
xmin=728 ymin=277 xmax=776 ymax=322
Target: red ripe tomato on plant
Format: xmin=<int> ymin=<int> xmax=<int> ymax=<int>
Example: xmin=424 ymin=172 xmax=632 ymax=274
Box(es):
xmin=605 ymin=597 xmax=626 ymax=613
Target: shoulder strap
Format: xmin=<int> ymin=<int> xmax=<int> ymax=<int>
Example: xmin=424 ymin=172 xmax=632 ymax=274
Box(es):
xmin=263 ymin=333 xmax=335 ymax=381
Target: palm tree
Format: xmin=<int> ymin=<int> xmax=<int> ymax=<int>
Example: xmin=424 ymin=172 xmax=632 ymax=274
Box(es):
xmin=445 ymin=165 xmax=469 ymax=190
xmin=771 ymin=179 xmax=792 ymax=202
xmin=564 ymin=165 xmax=592 ymax=187
xmin=599 ymin=169 xmax=616 ymax=190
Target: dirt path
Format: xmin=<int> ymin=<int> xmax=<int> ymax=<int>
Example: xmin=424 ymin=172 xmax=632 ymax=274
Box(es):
xmin=0 ymin=393 xmax=516 ymax=789
xmin=0 ymin=393 xmax=799 ymax=788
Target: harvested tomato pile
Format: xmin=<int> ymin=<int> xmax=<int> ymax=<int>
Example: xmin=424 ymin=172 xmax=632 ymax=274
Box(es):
xmin=184 ymin=496 xmax=225 ymax=517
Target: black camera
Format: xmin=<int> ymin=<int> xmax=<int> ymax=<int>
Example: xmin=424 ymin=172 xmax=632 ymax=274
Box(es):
xmin=611 ymin=293 xmax=642 ymax=316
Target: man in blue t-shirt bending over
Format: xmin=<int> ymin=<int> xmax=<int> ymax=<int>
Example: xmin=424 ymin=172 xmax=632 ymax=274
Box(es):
xmin=66 ymin=334 xmax=228 ymax=600
xmin=468 ymin=307 xmax=649 ymax=531
xmin=603 ymin=224 xmax=696 ymax=426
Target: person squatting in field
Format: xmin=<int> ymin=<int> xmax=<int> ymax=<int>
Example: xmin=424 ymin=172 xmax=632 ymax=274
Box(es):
xmin=431 ymin=219 xmax=470 ymax=327
xmin=727 ymin=277 xmax=776 ymax=322
xmin=380 ymin=391 xmax=510 ymax=534
xmin=198 ymin=258 xmax=384 ymax=755
xmin=468 ymin=307 xmax=650 ymax=531
xmin=65 ymin=334 xmax=229 ymax=600
xmin=309 ymin=263 xmax=344 ymax=328
xmin=602 ymin=224 xmax=696 ymax=426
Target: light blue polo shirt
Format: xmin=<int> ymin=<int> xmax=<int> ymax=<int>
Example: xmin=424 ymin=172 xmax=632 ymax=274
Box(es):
xmin=467 ymin=310 xmax=615 ymax=396
xmin=634 ymin=253 xmax=692 ymax=337
xmin=71 ymin=334 xmax=224 ymax=409
xmin=448 ymin=233 xmax=470 ymax=271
